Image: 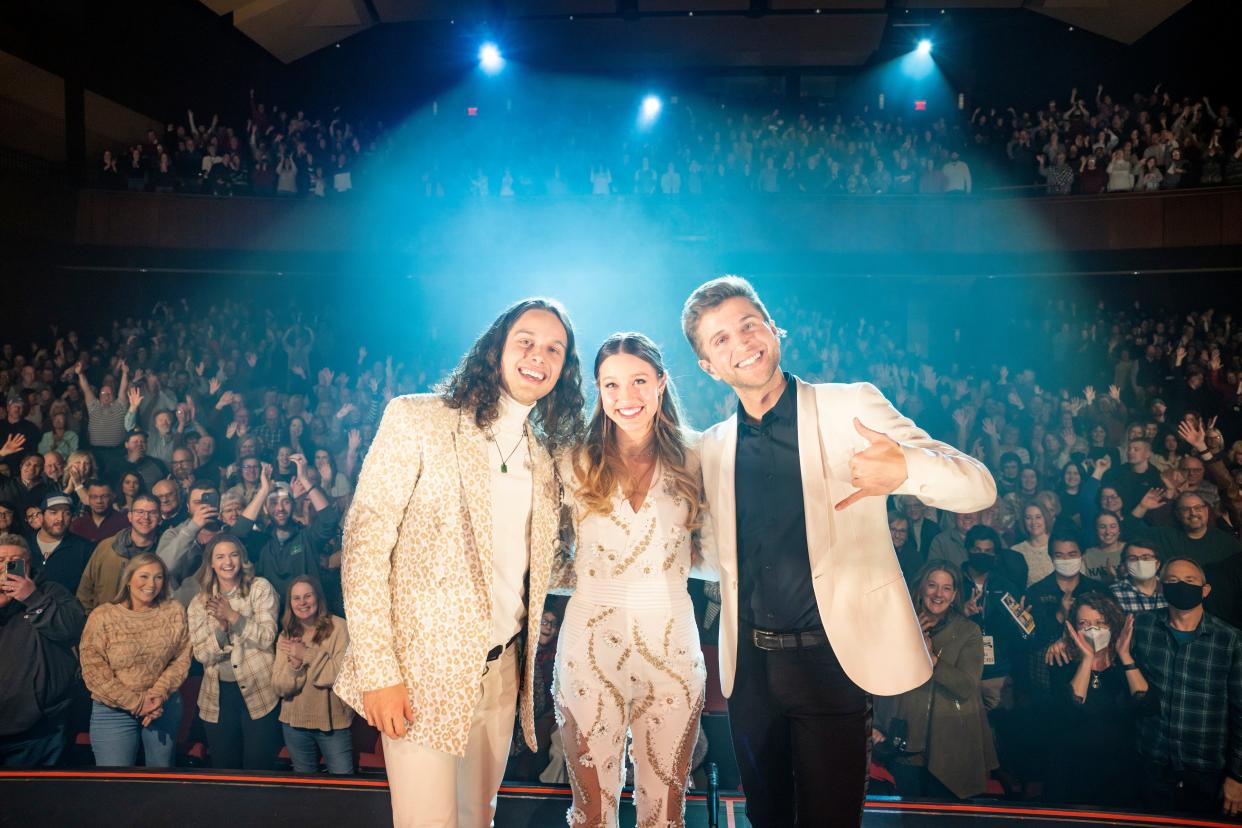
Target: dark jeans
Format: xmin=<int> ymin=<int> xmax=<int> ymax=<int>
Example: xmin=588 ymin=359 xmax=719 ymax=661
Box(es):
xmin=202 ymin=680 xmax=282 ymax=771
xmin=1140 ymin=758 xmax=1224 ymax=816
xmin=727 ymin=626 xmax=871 ymax=828
xmin=0 ymin=713 xmax=67 ymax=767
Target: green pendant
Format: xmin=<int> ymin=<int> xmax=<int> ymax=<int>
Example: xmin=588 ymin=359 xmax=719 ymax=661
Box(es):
xmin=501 ymin=463 xmax=508 ymax=474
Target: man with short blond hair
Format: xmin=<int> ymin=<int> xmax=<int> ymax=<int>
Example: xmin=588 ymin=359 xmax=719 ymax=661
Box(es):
xmin=681 ymin=274 xmax=995 ymax=828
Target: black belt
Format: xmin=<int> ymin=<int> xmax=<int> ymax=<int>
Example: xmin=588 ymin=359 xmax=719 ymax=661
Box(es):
xmin=751 ymin=627 xmax=829 ymax=651
xmin=486 ymin=633 xmax=521 ymax=662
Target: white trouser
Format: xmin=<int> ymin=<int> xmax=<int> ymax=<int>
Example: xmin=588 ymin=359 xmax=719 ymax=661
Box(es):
xmin=382 ymin=643 xmax=520 ymax=828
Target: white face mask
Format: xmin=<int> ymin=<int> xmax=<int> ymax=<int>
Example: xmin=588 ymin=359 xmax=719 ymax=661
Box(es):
xmin=1081 ymin=625 xmax=1112 ymax=653
xmin=1054 ymin=558 xmax=1082 ymax=577
xmin=1127 ymin=559 xmax=1158 ymax=580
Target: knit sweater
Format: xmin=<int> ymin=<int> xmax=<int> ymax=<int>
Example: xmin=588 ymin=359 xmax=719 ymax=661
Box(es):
xmin=271 ymin=615 xmax=354 ymax=732
xmin=79 ymin=600 xmax=191 ymax=714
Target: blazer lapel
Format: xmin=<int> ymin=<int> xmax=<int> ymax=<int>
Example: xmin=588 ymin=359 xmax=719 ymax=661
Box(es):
xmin=715 ymin=414 xmax=739 ymax=578
xmin=796 ymin=378 xmax=834 ymax=573
xmin=526 ymin=429 xmax=557 ymax=598
xmin=453 ymin=413 xmax=494 ymax=584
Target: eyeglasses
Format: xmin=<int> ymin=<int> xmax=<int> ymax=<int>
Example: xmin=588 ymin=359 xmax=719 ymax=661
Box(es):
xmin=130 ymin=509 xmax=159 ymax=518
xmin=1177 ymin=505 xmax=1209 ymax=514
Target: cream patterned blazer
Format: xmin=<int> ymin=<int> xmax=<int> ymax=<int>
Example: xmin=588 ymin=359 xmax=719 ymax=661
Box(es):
xmin=334 ymin=394 xmax=562 ymax=757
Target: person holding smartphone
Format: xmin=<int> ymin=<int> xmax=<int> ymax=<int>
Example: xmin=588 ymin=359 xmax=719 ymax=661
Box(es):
xmin=0 ymin=533 xmax=86 ymax=766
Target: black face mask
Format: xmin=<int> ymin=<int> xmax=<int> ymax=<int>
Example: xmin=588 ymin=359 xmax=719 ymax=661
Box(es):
xmin=968 ymin=553 xmax=996 ymax=574
xmin=1163 ymin=581 xmax=1205 ymax=611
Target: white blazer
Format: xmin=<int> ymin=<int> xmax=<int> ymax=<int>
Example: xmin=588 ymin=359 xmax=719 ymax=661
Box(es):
xmin=699 ymin=378 xmax=997 ymax=698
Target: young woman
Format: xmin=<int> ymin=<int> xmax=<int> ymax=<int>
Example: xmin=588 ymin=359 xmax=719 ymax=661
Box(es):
xmin=313 ymin=448 xmax=352 ymax=503
xmin=874 ymin=560 xmax=996 ymax=799
xmin=79 ymin=553 xmax=190 ymax=767
xmin=1013 ymin=502 xmax=1054 ymax=587
xmin=1082 ymin=512 xmax=1125 ymax=584
xmin=554 ymin=333 xmax=715 ymax=828
xmin=118 ymin=471 xmax=145 ymax=512
xmin=272 ymin=576 xmax=353 ymax=774
xmin=188 ymin=533 xmax=281 ymax=770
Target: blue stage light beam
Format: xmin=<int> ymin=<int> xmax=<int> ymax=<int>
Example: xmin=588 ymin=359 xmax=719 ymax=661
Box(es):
xmin=917 ymin=39 xmax=933 ymax=55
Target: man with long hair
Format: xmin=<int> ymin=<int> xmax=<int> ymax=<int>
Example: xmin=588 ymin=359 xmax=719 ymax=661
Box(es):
xmin=681 ymin=276 xmax=996 ymax=827
xmin=335 ymin=298 xmax=585 ymax=828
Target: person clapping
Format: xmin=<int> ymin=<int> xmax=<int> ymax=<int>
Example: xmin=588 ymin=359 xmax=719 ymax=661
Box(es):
xmin=272 ymin=576 xmax=352 ymax=774
xmin=79 ymin=553 xmax=190 ymax=767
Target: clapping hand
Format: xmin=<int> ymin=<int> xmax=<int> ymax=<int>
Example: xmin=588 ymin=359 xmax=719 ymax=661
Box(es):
xmin=1066 ymin=621 xmax=1094 ymax=661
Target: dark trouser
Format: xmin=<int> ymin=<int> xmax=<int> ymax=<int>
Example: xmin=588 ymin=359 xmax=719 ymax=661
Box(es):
xmin=1140 ymin=758 xmax=1224 ymax=816
xmin=0 ymin=712 xmax=67 ymax=768
xmin=727 ymin=626 xmax=871 ymax=828
xmin=202 ymin=680 xmax=282 ymax=771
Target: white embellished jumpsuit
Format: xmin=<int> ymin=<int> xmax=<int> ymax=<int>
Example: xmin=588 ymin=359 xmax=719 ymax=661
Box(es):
xmin=553 ymin=464 xmax=711 ymax=828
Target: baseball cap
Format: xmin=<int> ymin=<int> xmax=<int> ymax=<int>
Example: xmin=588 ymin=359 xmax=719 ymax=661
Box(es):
xmin=41 ymin=494 xmax=74 ymax=511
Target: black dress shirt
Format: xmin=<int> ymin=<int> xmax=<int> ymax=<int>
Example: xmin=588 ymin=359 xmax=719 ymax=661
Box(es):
xmin=734 ymin=374 xmax=819 ymax=632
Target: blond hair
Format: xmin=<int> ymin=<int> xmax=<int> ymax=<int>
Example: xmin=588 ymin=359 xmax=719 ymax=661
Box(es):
xmin=680 ymin=275 xmax=774 ymax=360
xmin=111 ymin=552 xmax=172 ymax=607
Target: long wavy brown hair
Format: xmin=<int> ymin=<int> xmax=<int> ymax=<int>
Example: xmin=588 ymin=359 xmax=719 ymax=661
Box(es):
xmin=438 ymin=298 xmax=586 ymax=450
xmin=572 ymin=333 xmax=701 ymax=529
xmin=281 ymin=575 xmax=334 ymax=645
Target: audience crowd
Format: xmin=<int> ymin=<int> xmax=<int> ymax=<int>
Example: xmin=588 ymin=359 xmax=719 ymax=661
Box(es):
xmin=3 ymin=285 xmax=1242 ymax=819
xmin=92 ymin=82 xmax=1241 ymax=200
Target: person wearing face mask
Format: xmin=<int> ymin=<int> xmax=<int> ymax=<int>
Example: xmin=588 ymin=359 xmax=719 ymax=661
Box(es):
xmin=1130 ymin=558 xmax=1242 ymax=817
xmin=1110 ymin=542 xmax=1168 ymax=614
xmin=961 ymin=526 xmax=1027 ymax=713
xmin=1027 ymin=534 xmax=1106 ymax=699
xmin=1046 ymin=593 xmax=1147 ymax=807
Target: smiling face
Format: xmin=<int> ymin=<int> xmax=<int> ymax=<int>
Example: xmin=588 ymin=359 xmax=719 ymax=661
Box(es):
xmin=1096 ymin=513 xmax=1121 ymax=546
xmin=289 ymin=580 xmax=318 ymax=623
xmin=1023 ymin=505 xmax=1047 ymax=539
xmin=597 ymin=352 xmax=666 ymax=444
xmin=920 ymin=569 xmax=956 ymax=618
xmin=211 ymin=541 xmax=243 ymax=588
xmin=128 ymin=562 xmax=165 ymax=610
xmin=694 ymin=296 xmax=783 ymax=392
xmin=500 ymin=309 xmax=568 ymax=406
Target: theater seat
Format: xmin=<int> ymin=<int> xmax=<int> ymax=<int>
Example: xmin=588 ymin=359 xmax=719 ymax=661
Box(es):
xmin=869 ymin=760 xmax=896 ymax=787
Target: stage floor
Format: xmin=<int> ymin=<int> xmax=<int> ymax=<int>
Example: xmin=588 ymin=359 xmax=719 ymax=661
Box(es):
xmin=1 ymin=770 xmax=1237 ymax=827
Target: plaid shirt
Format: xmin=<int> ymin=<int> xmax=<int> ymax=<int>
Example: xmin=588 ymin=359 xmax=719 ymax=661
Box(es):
xmin=1131 ymin=611 xmax=1242 ymax=776
xmin=1110 ymin=579 xmax=1168 ymax=614
xmin=188 ymin=576 xmax=279 ymax=723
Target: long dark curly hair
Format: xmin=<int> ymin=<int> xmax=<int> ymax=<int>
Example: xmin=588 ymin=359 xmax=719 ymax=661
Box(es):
xmin=438 ymin=298 xmax=586 ymax=450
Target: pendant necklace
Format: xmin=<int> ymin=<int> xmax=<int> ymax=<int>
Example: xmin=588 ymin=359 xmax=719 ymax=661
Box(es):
xmin=488 ymin=428 xmax=526 ymax=474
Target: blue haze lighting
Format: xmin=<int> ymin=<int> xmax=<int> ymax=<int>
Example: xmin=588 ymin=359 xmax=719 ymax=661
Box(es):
xmin=478 ymin=42 xmax=504 ymax=74
xmin=917 ymin=39 xmax=932 ymax=55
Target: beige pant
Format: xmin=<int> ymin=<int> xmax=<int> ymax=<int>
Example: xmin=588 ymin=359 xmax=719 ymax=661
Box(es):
xmin=382 ymin=644 xmax=520 ymax=828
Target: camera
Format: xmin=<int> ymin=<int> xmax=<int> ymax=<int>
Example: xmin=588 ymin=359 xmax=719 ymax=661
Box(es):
xmin=5 ymin=560 xmax=25 ymax=578
xmin=200 ymin=491 xmax=219 ymax=508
